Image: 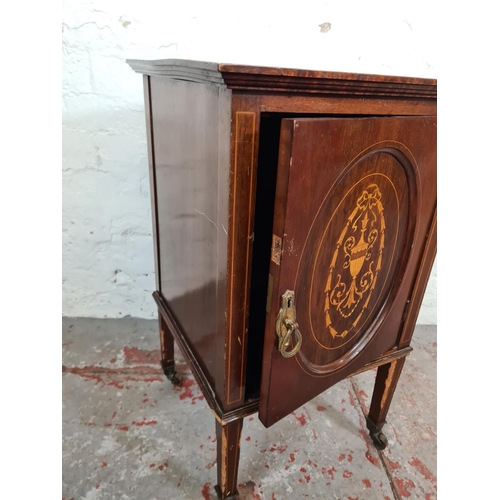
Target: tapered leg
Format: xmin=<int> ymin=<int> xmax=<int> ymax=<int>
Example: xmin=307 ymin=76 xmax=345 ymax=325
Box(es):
xmin=159 ymin=312 xmax=180 ymax=385
xmin=366 ymin=358 xmax=406 ymax=450
xmin=214 ymin=418 xmax=243 ymax=499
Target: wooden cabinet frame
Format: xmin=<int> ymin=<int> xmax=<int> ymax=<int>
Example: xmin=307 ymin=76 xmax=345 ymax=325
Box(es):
xmin=128 ymin=59 xmax=437 ymax=499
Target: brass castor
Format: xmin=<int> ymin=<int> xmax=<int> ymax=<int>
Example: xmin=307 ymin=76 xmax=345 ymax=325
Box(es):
xmin=370 ymin=430 xmax=388 ymax=450
xmin=163 ymin=366 xmax=181 ymax=385
xmin=366 ymin=417 xmax=388 ymax=450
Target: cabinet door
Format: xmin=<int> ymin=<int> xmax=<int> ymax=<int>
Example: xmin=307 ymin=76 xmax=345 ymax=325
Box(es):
xmin=259 ymin=116 xmax=436 ymax=427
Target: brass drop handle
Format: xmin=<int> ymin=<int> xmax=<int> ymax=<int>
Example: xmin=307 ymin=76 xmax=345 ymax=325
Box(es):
xmin=276 ymin=290 xmax=302 ymax=358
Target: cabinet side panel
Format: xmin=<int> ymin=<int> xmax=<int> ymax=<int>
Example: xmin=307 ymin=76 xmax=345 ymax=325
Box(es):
xmin=150 ymin=77 xmax=229 ymax=389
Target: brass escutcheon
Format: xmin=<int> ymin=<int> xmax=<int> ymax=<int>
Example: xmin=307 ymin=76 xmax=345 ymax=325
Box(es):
xmin=276 ymin=290 xmax=302 ymax=358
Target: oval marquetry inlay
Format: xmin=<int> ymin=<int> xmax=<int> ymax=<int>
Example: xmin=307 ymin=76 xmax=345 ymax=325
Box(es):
xmin=295 ymin=146 xmax=417 ymax=374
xmin=324 ymin=183 xmax=385 ymax=342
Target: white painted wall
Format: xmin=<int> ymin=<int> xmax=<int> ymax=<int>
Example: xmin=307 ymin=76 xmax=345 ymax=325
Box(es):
xmin=62 ymin=0 xmax=437 ymax=323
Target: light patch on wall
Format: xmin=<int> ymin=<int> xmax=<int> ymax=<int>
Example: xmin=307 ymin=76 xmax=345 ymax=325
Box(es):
xmin=119 ymin=16 xmax=131 ymax=28
xmin=319 ymin=22 xmax=331 ymax=33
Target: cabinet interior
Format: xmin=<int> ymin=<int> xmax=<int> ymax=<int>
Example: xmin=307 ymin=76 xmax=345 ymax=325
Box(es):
xmin=245 ymin=114 xmax=282 ymax=401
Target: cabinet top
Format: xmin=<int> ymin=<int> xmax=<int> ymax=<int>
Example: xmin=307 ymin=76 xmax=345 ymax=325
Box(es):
xmin=126 ymin=58 xmax=436 ymax=99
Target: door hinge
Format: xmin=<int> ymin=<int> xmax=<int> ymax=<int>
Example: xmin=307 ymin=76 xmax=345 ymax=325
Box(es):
xmin=402 ymin=300 xmax=411 ymax=323
xmin=271 ymin=234 xmax=282 ymax=266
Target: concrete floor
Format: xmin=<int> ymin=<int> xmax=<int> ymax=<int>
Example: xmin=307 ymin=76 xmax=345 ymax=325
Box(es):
xmin=62 ymin=319 xmax=436 ymax=500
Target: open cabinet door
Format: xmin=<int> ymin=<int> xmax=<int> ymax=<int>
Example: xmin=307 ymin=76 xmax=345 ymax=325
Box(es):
xmin=259 ymin=116 xmax=436 ymax=427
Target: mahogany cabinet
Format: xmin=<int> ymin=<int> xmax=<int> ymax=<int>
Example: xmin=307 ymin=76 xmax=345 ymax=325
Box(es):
xmin=127 ymin=59 xmax=437 ymax=499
